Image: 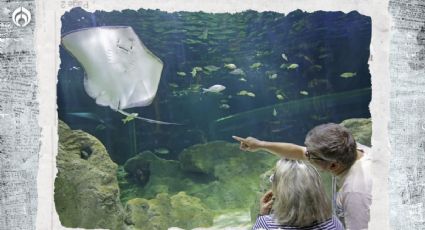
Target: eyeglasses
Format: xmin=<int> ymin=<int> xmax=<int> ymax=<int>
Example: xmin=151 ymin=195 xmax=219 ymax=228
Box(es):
xmin=305 ymin=150 xmax=328 ymax=162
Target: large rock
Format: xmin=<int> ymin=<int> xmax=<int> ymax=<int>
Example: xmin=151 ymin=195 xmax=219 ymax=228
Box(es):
xmin=123 ymin=151 xmax=161 ymax=186
xmin=178 ymin=141 xmax=278 ymax=210
xmin=119 ymin=140 xmax=278 ymax=228
xmin=55 ymin=120 xmax=126 ymax=229
xmin=340 ymin=118 xmax=372 ymax=146
xmin=119 ymin=140 xmax=277 ymax=219
xmin=124 ymin=192 xmax=214 ymax=230
xmin=170 ymin=192 xmax=214 ymax=229
xmin=122 ymin=151 xmax=188 ymax=202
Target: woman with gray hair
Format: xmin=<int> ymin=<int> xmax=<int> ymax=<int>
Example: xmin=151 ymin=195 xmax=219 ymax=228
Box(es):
xmin=253 ymin=159 xmax=344 ymax=230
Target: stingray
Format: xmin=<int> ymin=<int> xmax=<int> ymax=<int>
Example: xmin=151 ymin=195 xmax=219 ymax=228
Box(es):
xmin=61 ymin=26 xmax=180 ymax=125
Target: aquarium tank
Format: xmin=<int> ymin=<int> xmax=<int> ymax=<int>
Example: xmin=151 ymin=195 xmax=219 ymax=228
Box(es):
xmin=55 ymin=7 xmax=372 ymax=230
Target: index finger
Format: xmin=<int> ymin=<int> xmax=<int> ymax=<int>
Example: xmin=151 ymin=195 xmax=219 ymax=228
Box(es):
xmin=232 ymin=136 xmax=245 ymax=142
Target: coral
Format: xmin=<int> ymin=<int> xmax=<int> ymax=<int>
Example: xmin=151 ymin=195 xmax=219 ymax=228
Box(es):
xmin=55 ymin=120 xmax=126 ymax=229
xmin=124 ymin=192 xmax=213 ymax=230
xmin=340 ymin=117 xmax=372 ymax=146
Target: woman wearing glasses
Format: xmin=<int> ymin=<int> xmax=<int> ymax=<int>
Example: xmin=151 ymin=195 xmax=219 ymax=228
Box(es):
xmin=234 ymin=123 xmax=372 ymax=230
xmin=253 ymin=159 xmax=344 ymax=229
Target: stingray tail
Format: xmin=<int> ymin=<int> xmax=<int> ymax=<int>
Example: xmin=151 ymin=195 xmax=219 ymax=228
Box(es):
xmin=134 ymin=116 xmax=182 ymax=125
xmin=116 ymin=109 xmax=182 ymax=125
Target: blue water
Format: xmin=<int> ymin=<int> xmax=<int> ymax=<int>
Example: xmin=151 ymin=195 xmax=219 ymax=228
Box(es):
xmin=58 ymin=8 xmax=371 ymax=163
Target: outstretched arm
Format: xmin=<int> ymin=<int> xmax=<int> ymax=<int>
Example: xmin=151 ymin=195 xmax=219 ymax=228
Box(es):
xmin=232 ymin=136 xmax=307 ymax=160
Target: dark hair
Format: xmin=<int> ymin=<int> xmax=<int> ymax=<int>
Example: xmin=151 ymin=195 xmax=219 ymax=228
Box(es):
xmin=304 ymin=123 xmax=357 ymax=168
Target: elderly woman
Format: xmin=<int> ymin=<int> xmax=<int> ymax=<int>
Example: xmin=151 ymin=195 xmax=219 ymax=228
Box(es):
xmin=253 ymin=159 xmax=344 ymax=230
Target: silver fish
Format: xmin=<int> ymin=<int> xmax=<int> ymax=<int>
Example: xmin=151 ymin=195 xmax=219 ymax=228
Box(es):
xmin=203 ymin=84 xmax=226 ymax=93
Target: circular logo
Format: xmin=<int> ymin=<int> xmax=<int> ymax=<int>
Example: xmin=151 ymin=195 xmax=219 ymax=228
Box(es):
xmin=12 ymin=7 xmax=31 ymax=27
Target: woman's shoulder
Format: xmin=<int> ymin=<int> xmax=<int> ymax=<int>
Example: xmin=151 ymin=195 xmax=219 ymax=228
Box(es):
xmin=252 ymin=214 xmax=276 ymax=230
xmin=297 ymin=216 xmax=344 ymax=230
xmin=253 ymin=215 xmax=344 ymax=230
xmin=314 ymin=216 xmax=345 ymax=230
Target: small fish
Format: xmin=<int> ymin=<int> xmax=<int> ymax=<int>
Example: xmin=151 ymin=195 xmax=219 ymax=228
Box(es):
xmin=271 ymin=128 xmax=283 ymax=133
xmin=122 ymin=112 xmax=139 ymax=124
xmin=95 ymin=124 xmax=107 ymax=131
xmin=280 ymin=63 xmax=288 ymax=69
xmin=191 ymin=69 xmax=197 ymax=77
xmin=271 ymin=125 xmax=294 ymax=133
xmin=273 ymin=108 xmax=277 ymax=117
xmin=188 ymin=84 xmax=202 ymax=92
xmin=66 ymin=112 xmax=104 ymax=123
xmin=208 ymin=47 xmax=218 ymax=54
xmin=154 ymin=148 xmax=170 ymax=155
xmin=69 ymin=66 xmax=80 ymax=71
xmin=199 ymin=28 xmax=209 ymax=40
xmin=303 ymin=56 xmax=313 ymax=63
xmin=246 ymin=92 xmax=256 ymax=97
xmin=220 ymin=99 xmax=228 ymax=103
xmin=281 ymin=53 xmax=288 ymax=61
xmin=168 ymin=83 xmax=179 ymax=88
xmin=239 ymin=77 xmax=247 ymax=82
xmin=300 ymin=91 xmax=309 ymax=96
xmin=310 ymin=65 xmax=322 ymax=71
xmin=177 ymin=72 xmax=186 ymax=77
xmin=229 ymin=68 xmax=245 ymax=75
xmin=203 ymin=84 xmax=226 ymax=93
xmin=191 ymin=67 xmax=203 ymax=78
xmin=219 ymin=104 xmax=230 ymax=109
xmin=204 ymin=65 xmax=220 ymax=72
xmin=184 ymin=39 xmax=202 ymax=45
xmin=340 ymin=72 xmax=357 ymax=78
xmin=237 ymin=90 xmax=248 ymax=96
xmin=276 ymin=94 xmax=284 ymax=100
xmin=250 ymin=62 xmax=262 ymax=69
xmin=287 ymin=64 xmax=299 ymax=70
xmin=269 ymin=74 xmax=277 ymax=80
xmin=224 ymin=63 xmax=237 ymax=70
xmin=237 ymin=90 xmax=255 ymax=97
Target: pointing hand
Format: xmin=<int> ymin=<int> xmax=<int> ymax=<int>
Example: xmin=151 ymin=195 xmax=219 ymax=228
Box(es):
xmin=232 ymin=136 xmax=263 ymax=152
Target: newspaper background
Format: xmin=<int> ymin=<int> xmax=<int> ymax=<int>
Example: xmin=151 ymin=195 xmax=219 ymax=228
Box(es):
xmin=3 ymin=0 xmax=423 ymax=229
xmin=388 ymin=0 xmax=425 ymax=229
xmin=0 ymin=0 xmax=39 ymax=229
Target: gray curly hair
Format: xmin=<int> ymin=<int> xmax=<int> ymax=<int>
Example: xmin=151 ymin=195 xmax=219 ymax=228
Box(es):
xmin=271 ymin=159 xmax=332 ymax=227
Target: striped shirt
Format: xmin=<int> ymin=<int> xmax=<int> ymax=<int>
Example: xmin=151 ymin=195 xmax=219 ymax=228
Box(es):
xmin=252 ymin=215 xmax=344 ymax=230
